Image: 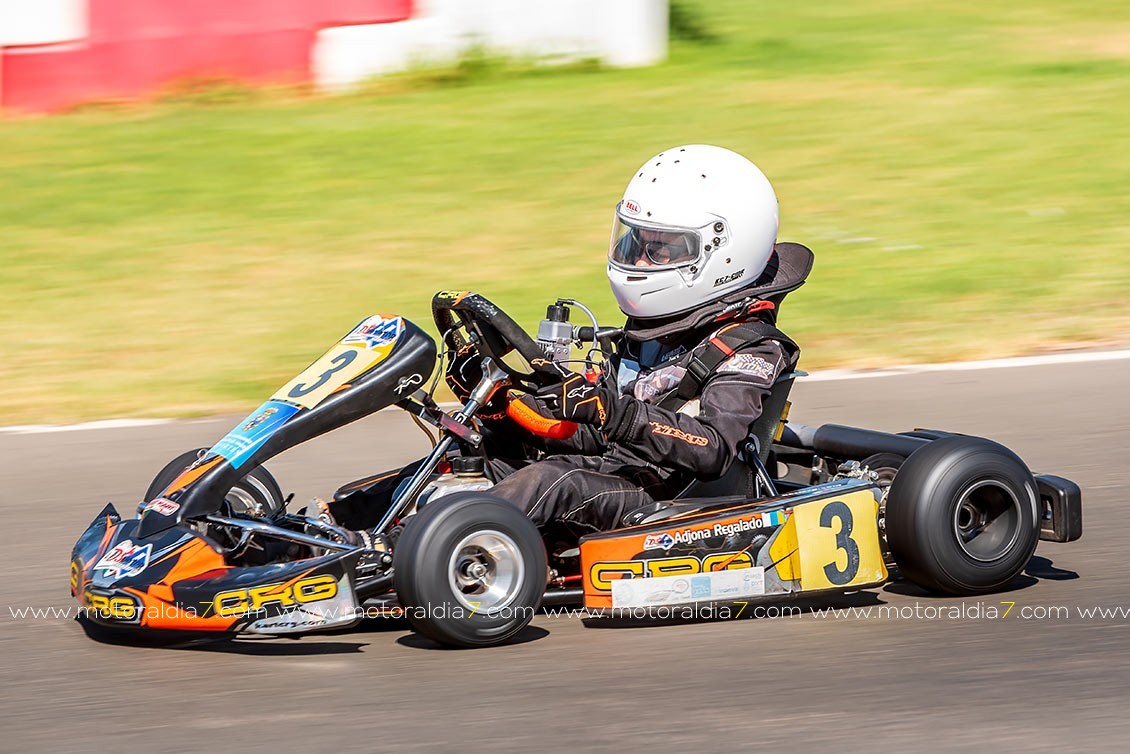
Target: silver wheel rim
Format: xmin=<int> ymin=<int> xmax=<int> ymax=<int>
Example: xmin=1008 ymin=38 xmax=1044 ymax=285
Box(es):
xmin=952 ymin=480 xmax=1023 ymax=562
xmin=447 ymin=530 xmax=525 ymax=614
xmin=225 ymin=477 xmax=279 ymax=516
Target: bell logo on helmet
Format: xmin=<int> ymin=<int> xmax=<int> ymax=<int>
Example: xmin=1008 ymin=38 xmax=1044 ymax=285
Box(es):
xmin=623 ymin=200 xmax=641 ymax=215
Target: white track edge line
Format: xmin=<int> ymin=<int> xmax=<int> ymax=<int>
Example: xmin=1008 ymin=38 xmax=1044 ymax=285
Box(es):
xmin=5 ymin=348 xmax=1128 ymax=434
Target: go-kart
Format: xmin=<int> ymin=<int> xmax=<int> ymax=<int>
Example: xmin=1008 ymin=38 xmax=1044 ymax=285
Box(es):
xmin=70 ymin=287 xmax=1083 ymax=648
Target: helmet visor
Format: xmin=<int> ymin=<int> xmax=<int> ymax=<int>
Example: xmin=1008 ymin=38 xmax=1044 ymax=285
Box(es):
xmin=609 ymin=213 xmax=703 ymax=270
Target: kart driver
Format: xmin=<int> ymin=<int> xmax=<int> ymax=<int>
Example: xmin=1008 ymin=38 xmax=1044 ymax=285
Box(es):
xmin=326 ymin=144 xmax=811 ymax=543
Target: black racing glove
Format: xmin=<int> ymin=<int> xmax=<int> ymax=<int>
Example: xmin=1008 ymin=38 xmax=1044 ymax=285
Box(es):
xmin=535 ymin=370 xmax=636 ymax=438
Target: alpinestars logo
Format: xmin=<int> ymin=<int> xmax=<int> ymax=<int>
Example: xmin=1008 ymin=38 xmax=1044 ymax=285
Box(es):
xmin=567 ymin=385 xmax=594 ymax=399
xmin=648 ymin=422 xmax=708 ymax=446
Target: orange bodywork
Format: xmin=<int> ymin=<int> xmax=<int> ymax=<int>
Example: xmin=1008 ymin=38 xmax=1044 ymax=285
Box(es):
xmin=580 ymin=503 xmax=792 ymax=609
xmin=160 ymin=455 xmax=223 ymax=497
xmin=133 ymin=538 xmax=234 ymax=630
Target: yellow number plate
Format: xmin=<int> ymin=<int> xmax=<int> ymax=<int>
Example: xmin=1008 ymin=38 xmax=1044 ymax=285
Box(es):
xmin=793 ymin=488 xmax=887 ymax=590
xmin=272 ymin=315 xmax=402 ymax=409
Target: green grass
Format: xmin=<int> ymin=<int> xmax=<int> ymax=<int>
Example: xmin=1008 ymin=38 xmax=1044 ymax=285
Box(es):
xmin=2 ymin=0 xmax=1129 ymax=424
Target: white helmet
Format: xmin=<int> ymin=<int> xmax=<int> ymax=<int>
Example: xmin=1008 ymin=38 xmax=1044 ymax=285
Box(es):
xmin=607 ymin=144 xmax=779 ymax=319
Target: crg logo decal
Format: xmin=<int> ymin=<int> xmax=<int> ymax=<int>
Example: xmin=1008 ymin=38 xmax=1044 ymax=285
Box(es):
xmin=213 ymin=574 xmax=339 ymax=619
xmin=589 ymin=551 xmax=755 ymax=591
xmin=83 ymin=589 xmax=142 ymax=623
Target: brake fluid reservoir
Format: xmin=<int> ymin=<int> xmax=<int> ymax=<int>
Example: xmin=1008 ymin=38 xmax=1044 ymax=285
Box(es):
xmin=418 ymin=456 xmax=493 ymax=507
xmin=536 ymin=304 xmax=572 ymax=362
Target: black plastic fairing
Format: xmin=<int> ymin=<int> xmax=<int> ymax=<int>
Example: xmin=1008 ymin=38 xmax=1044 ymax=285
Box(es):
xmin=1036 ymin=474 xmax=1083 ymax=542
xmin=138 ymin=318 xmax=436 ymax=537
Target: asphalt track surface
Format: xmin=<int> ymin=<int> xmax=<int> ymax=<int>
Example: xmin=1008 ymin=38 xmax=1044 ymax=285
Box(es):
xmin=2 ymin=357 xmax=1127 ymax=753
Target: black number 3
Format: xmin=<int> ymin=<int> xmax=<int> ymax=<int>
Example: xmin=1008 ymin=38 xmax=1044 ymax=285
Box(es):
xmin=289 ymin=350 xmax=358 ymax=399
xmin=820 ymin=501 xmax=860 ymax=585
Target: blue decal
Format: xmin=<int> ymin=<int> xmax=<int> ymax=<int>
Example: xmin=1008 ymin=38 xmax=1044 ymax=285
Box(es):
xmin=691 ymin=576 xmax=712 ymax=599
xmin=209 ymin=400 xmax=301 ymax=469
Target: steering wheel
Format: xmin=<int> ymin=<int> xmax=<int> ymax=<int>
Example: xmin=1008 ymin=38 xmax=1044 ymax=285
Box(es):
xmin=431 ymin=291 xmax=563 ymax=393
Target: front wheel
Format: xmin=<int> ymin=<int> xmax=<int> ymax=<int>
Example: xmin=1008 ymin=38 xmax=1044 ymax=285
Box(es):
xmin=885 ymin=436 xmax=1040 ymax=595
xmin=393 ymin=492 xmax=546 ymax=648
xmin=144 ymin=448 xmax=285 ymax=517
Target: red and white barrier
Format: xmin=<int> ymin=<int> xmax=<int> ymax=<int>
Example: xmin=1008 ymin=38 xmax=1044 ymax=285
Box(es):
xmin=0 ymin=0 xmax=87 ymax=45
xmin=1 ymin=0 xmax=413 ymax=113
xmin=1 ymin=0 xmax=666 ymax=113
xmin=314 ymin=0 xmax=668 ymax=91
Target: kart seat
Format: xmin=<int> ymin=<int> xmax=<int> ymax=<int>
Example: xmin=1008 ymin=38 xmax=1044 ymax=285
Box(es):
xmin=621 ymin=370 xmax=799 ymax=526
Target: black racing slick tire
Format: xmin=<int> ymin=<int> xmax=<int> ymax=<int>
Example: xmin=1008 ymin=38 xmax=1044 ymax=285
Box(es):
xmin=393 ymin=492 xmax=546 ymax=648
xmin=885 ymin=436 xmax=1040 ymax=595
xmin=144 ymin=448 xmax=285 ymax=517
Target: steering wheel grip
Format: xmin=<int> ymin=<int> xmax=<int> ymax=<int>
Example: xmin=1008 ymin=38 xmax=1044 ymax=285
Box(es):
xmin=506 ymin=395 xmax=578 ymax=439
xmin=431 ymin=291 xmax=565 ymax=391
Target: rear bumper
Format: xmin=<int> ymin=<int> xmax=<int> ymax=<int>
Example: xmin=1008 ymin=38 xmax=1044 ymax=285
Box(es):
xmin=1035 ymin=474 xmax=1082 ymax=542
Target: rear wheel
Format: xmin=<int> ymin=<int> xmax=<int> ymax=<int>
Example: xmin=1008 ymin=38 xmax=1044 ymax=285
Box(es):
xmin=860 ymin=452 xmax=905 ymax=487
xmin=393 ymin=492 xmax=546 ymax=648
xmin=144 ymin=448 xmax=285 ymax=517
xmin=886 ymin=436 xmax=1039 ymax=594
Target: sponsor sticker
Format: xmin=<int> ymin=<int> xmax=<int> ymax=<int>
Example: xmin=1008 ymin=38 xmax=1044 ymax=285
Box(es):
xmin=632 ymin=364 xmax=686 ymax=402
xmin=623 ymin=200 xmax=641 ymax=215
xmin=145 ymin=498 xmax=180 ymax=516
xmin=343 ymin=315 xmax=403 ymax=350
xmin=643 ymin=532 xmax=677 ymax=550
xmin=611 ymin=568 xmax=766 ymax=608
xmin=209 ymin=400 xmax=300 ymax=470
xmin=642 ymin=511 xmax=789 ymax=550
xmin=718 ymin=353 xmax=778 ymax=382
xmin=93 ymin=539 xmax=153 ymax=579
xmin=242 ymin=407 xmax=278 ymax=431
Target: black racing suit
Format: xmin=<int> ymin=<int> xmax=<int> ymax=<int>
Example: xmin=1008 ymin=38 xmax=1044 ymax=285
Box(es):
xmin=327 ymin=314 xmax=796 ymax=541
xmin=486 ymin=315 xmax=795 ymax=537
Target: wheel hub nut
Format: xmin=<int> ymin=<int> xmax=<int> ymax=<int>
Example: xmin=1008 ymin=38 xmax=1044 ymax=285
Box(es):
xmin=468 ymin=562 xmax=488 ymax=579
